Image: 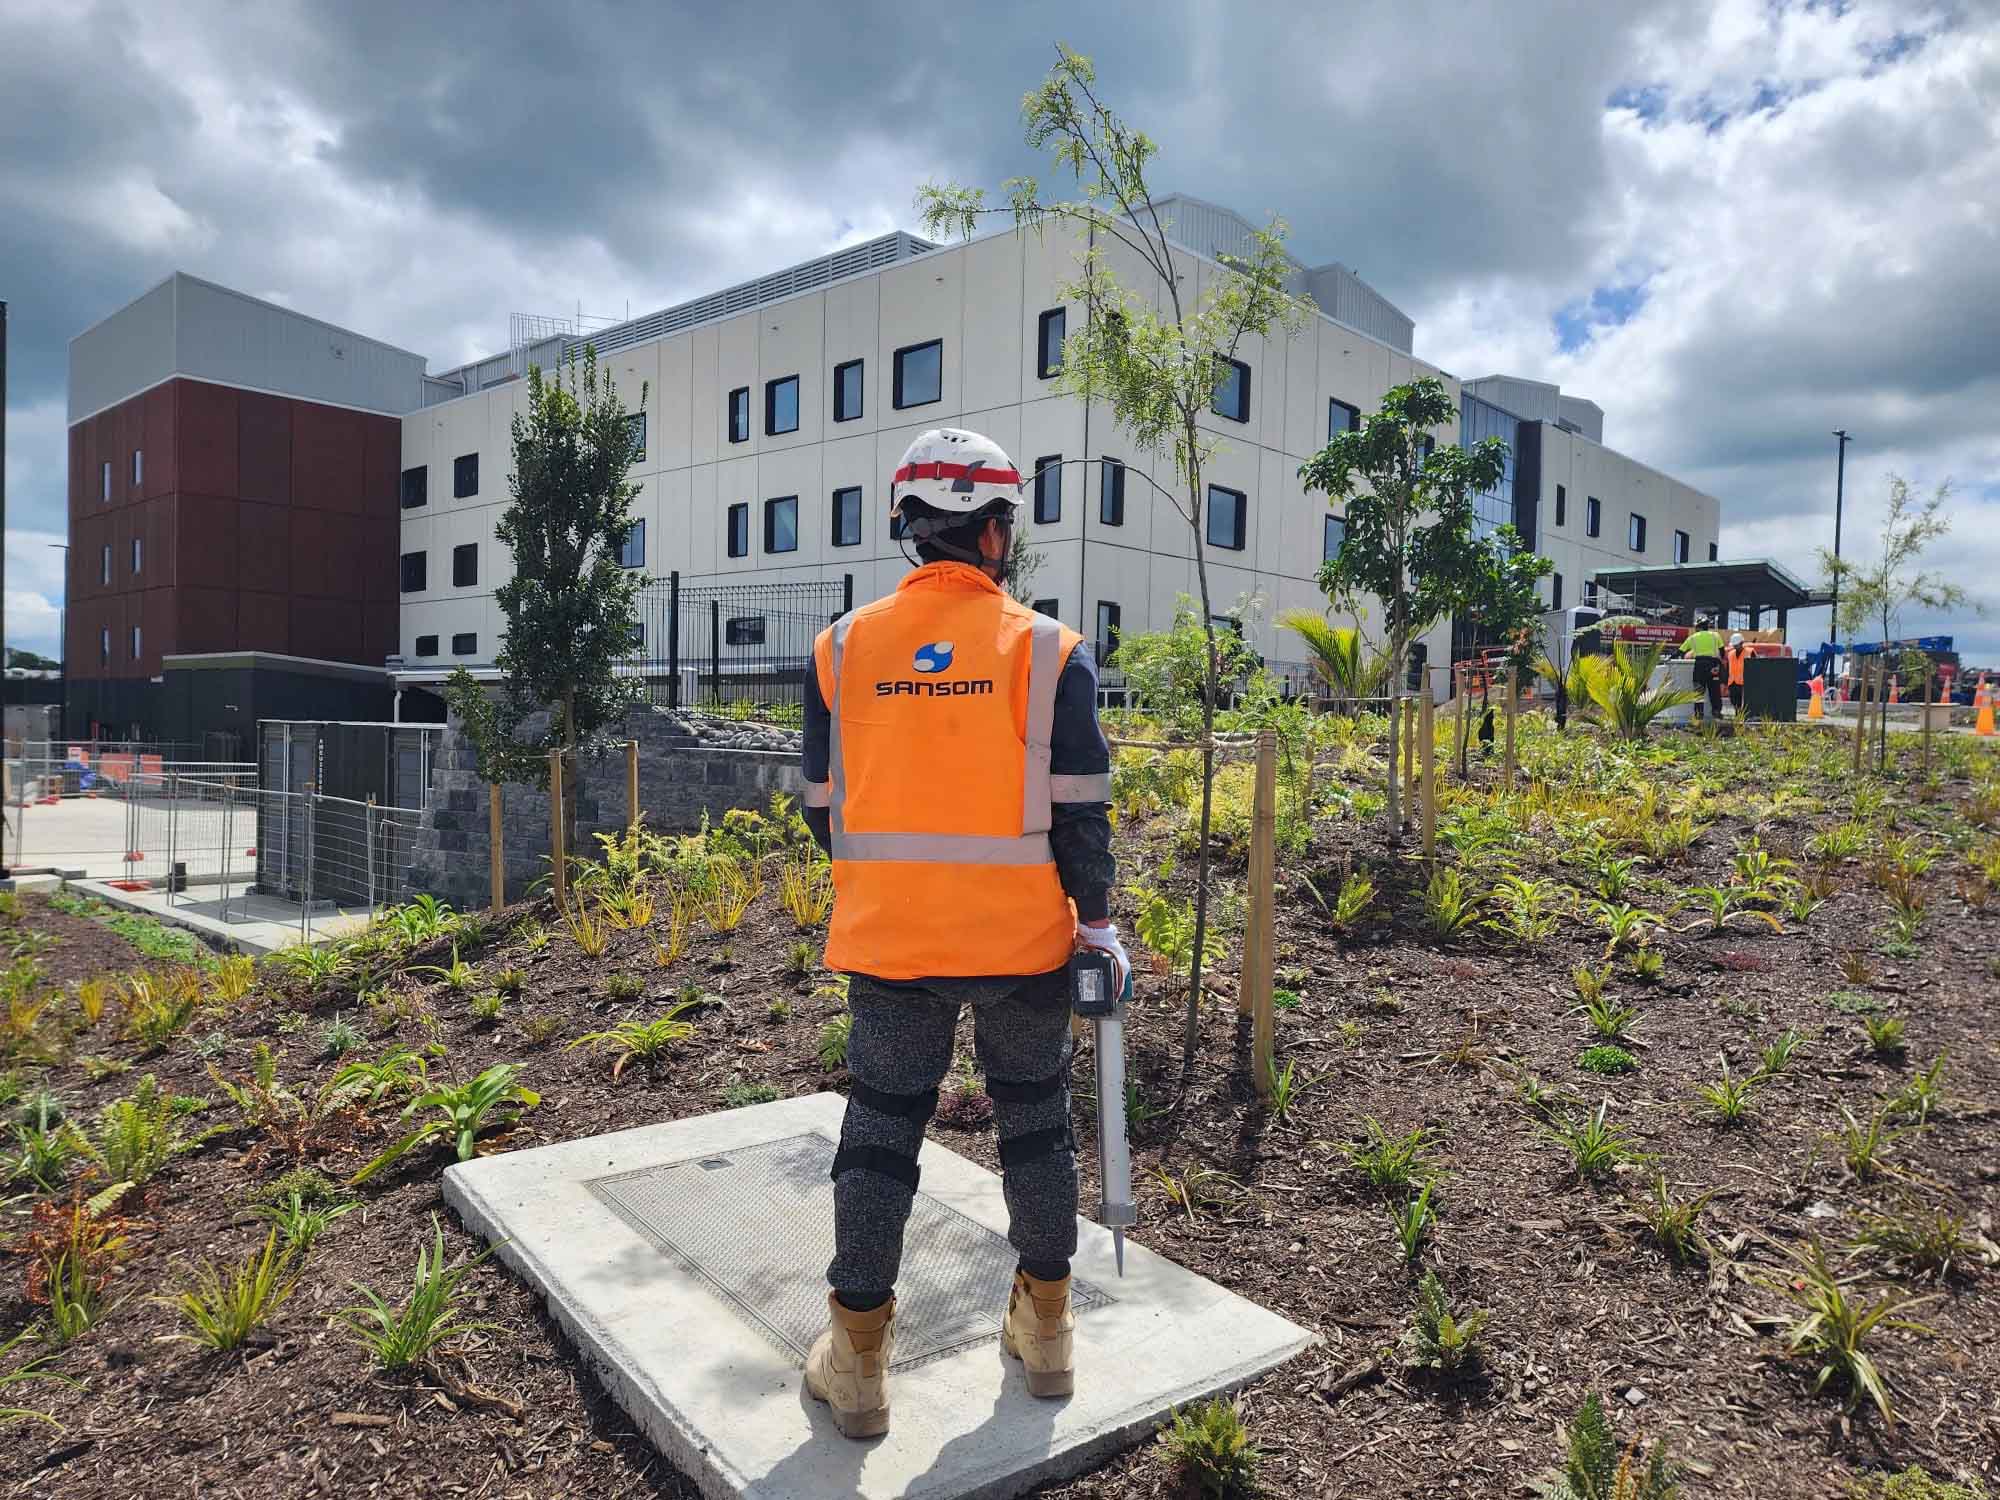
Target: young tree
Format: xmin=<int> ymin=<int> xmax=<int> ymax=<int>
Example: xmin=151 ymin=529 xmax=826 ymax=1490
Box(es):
xmin=1300 ymin=377 xmax=1506 ymax=836
xmin=1451 ymin=524 xmax=1553 ymax=774
xmin=918 ymin=46 xmax=1308 ymax=1080
xmin=1817 ymin=475 xmax=1971 ymax=644
xmin=1004 ymin=523 xmax=1047 ymax=607
xmin=445 ymin=346 xmax=647 ymax=851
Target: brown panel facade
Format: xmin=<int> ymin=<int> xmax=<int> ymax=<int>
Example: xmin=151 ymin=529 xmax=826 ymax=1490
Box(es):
xmin=237 ymin=499 xmax=290 ymax=594
xmin=176 ymin=380 xmax=239 ymax=498
xmin=362 ymin=414 xmax=400 ymax=518
xmin=292 ymin=401 xmax=365 ymax=515
xmin=237 ymin=591 xmax=290 ymax=653
xmin=238 ymin=390 xmax=292 ymax=506
xmin=177 ymin=493 xmax=240 ymax=590
xmin=289 ymin=508 xmax=331 ymax=598
xmin=176 ymin=587 xmax=240 ymax=655
xmin=143 ymin=382 xmax=178 ymax=499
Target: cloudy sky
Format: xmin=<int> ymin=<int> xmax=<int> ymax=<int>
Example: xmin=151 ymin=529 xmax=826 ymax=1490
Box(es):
xmin=4 ymin=0 xmax=1995 ymax=660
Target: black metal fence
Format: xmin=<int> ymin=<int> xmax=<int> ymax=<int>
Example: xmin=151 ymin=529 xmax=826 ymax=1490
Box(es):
xmin=623 ymin=573 xmax=853 ymax=712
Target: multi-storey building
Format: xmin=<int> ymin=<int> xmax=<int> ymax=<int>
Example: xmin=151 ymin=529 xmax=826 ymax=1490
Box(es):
xmin=64 ymin=197 xmax=1722 ymax=733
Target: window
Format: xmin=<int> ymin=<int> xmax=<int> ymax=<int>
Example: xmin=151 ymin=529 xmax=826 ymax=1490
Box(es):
xmin=1585 ymin=579 xmax=1600 ymax=605
xmin=624 ymin=412 xmax=647 ymax=462
xmin=453 ymin=453 xmax=478 ymax=498
xmin=414 ymin=635 xmax=439 ymax=657
xmin=132 ymin=449 xmax=143 ymax=487
xmin=1211 ymin=357 xmax=1251 ymax=423
xmin=1585 ymin=496 xmax=1601 ymax=537
xmin=831 ymin=487 xmax=862 ymax=548
xmin=1099 ymin=458 xmax=1125 ymax=526
xmin=130 ymin=625 xmax=142 ymax=661
xmin=1095 ymin=601 xmax=1122 ymax=666
xmin=893 ymin=339 xmax=942 ymax=409
xmin=1206 ymin=484 xmax=1247 ymax=550
xmin=727 ymin=387 xmax=750 ymax=443
xmin=1554 ymin=484 xmax=1567 ymax=528
xmin=401 ymin=466 xmax=427 ymax=509
xmin=833 ymin=359 xmax=864 ymax=422
xmin=1033 ymin=455 xmax=1062 ymax=525
xmin=764 ymin=495 xmax=799 ymax=554
xmin=1036 ymin=308 xmax=1066 ymax=379
xmin=1674 ymin=529 xmax=1690 ymax=564
xmin=451 ymin=632 xmax=478 ymax=656
xmin=1628 ymin=513 xmax=1647 ymax=553
xmin=400 ymin=551 xmax=427 ymax=593
xmin=1032 ymin=598 xmax=1060 ymax=618
xmin=619 ymin=518 xmax=646 ymax=570
xmin=99 ymin=628 xmax=109 ymax=666
xmin=102 ymin=461 xmax=111 ymax=503
xmin=131 ymin=538 xmax=142 ymax=576
xmin=726 ymin=616 xmax=767 ymax=646
xmin=1329 ymin=399 xmax=1360 ymax=439
xmin=1708 ymin=541 xmax=1719 ymax=562
xmin=100 ymin=544 xmax=111 ymax=585
xmin=765 ymin=375 xmax=800 ymax=436
xmin=452 ymin=543 xmax=479 ymax=588
xmin=1323 ymin=514 xmax=1346 ymax=563
xmin=726 ymin=502 xmax=749 ymax=558
xmin=1552 ymin=572 xmax=1564 ymax=610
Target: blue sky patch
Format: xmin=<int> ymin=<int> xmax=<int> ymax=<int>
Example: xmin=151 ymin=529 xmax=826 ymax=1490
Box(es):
xmin=1553 ymin=280 xmax=1651 ymax=353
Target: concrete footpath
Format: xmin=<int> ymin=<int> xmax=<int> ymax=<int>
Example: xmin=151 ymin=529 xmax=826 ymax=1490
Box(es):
xmin=71 ymin=878 xmax=373 ymax=955
xmin=445 ymin=1091 xmax=1316 ymax=1500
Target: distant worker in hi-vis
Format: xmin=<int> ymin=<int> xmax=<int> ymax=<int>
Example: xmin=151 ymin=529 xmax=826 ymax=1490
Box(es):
xmin=799 ymin=428 xmax=1125 ymax=1439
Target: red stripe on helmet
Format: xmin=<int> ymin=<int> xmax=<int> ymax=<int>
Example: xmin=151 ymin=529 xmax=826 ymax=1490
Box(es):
xmin=892 ymin=461 xmax=1022 ymax=486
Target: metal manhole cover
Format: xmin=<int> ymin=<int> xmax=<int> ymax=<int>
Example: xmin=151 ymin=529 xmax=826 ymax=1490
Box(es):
xmin=589 ymin=1131 xmax=1112 ymax=1372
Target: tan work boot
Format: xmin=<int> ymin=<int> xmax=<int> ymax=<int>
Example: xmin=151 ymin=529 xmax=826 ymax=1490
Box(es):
xmin=1001 ymin=1269 xmax=1075 ymax=1397
xmin=804 ymin=1292 xmax=896 ymax=1439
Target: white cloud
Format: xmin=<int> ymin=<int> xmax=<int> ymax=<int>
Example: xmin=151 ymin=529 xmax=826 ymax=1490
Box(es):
xmin=3 ymin=529 xmax=71 ymax=658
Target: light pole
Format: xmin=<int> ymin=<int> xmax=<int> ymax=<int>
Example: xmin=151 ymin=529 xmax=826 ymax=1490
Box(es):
xmin=48 ymin=543 xmax=68 ymax=694
xmin=1830 ymin=429 xmax=1851 ymax=645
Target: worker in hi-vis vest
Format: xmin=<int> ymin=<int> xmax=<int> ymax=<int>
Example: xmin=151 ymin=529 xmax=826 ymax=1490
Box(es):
xmin=799 ymin=428 xmax=1124 ymax=1439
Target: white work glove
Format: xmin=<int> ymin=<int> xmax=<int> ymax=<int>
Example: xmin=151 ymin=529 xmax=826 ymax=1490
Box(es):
xmin=1076 ymin=920 xmax=1130 ymax=1002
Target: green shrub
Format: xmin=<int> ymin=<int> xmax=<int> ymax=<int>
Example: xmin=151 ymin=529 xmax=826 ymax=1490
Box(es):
xmin=1157 ymin=1396 xmax=1261 ymax=1498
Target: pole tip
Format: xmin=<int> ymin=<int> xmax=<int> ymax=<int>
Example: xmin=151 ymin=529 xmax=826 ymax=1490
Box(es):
xmin=1113 ymin=1228 xmax=1125 ymax=1277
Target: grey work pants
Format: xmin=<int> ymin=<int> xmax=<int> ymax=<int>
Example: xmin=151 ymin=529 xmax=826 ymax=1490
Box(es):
xmin=826 ymin=972 xmax=1078 ymax=1300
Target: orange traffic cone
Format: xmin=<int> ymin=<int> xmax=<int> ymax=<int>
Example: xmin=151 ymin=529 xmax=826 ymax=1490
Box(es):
xmin=1977 ymin=677 xmax=1995 ymax=737
xmin=1808 ymin=673 xmax=1825 ymax=719
xmin=1888 ymin=674 xmax=1900 ymax=705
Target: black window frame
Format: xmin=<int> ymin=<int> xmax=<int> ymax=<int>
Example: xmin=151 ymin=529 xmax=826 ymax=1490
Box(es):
xmin=726 ymin=502 xmax=750 ymax=558
xmin=1629 ymin=512 xmax=1648 ymax=553
xmin=727 ymin=387 xmax=750 ymax=444
xmin=1708 ymin=541 xmax=1719 ymax=562
xmin=765 ymin=374 xmax=800 ymax=436
xmin=1585 ymin=496 xmax=1602 ymax=538
xmin=726 ymin=615 xmax=767 ymax=646
xmin=414 ymin=634 xmax=439 ymax=658
xmin=1206 ymin=483 xmax=1248 ymax=550
xmin=1095 ymin=601 xmax=1122 ymax=666
xmin=399 ymin=551 xmax=427 ymax=593
xmin=764 ymin=494 xmax=799 ymax=554
xmin=400 ymin=465 xmax=427 ymax=509
xmin=624 ymin=411 xmax=647 ymax=463
xmin=830 ymin=486 xmax=863 ymax=548
xmin=1323 ymin=513 xmax=1346 ymax=564
xmin=1552 ymin=572 xmax=1564 ymax=611
xmin=1329 ymin=398 xmax=1360 ymax=439
xmin=1036 ymin=308 xmax=1066 ymax=379
xmin=452 ymin=452 xmax=478 ymax=499
xmin=1032 ymin=598 xmax=1060 ymax=619
xmin=1033 ymin=455 xmax=1062 ymax=526
xmin=1211 ymin=357 xmax=1251 ymax=423
xmin=1554 ymin=484 xmax=1566 ymax=528
xmin=1673 ymin=528 xmax=1690 ymax=564
xmin=892 ymin=338 xmax=942 ymax=410
xmin=451 ymin=631 xmax=478 ymax=656
xmin=832 ymin=359 xmax=864 ymax=422
xmin=451 ymin=542 xmax=478 ymax=588
xmin=1099 ymin=457 xmax=1125 ymax=527
xmin=619 ymin=518 xmax=646 ymax=570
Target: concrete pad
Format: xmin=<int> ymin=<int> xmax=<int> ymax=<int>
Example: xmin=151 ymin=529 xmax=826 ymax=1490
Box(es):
xmin=75 ymin=879 xmax=374 ymax=954
xmin=444 ymin=1092 xmax=1315 ymax=1500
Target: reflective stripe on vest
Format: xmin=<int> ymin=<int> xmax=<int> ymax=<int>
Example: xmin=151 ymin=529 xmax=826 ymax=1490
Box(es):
xmin=825 ymin=607 xmax=1069 ymax=864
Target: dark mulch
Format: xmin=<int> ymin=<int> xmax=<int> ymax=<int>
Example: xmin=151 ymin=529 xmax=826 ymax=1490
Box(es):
xmin=2 ymin=892 xmax=156 ymax=993
xmin=3 ymin=734 xmax=1998 ymax=1499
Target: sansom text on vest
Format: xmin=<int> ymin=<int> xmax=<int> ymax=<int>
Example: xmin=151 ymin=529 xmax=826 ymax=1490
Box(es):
xmin=874 ymin=677 xmax=994 ymax=697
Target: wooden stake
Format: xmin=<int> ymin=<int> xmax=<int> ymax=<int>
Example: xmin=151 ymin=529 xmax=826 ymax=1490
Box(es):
xmin=1455 ymin=663 xmax=1468 ymax=782
xmin=1503 ymin=665 xmax=1518 ymax=790
xmin=1420 ymin=684 xmax=1437 ymax=868
xmin=488 ymin=783 xmax=503 ymax=911
xmin=1402 ymin=698 xmax=1417 ymax=820
xmin=1922 ymin=666 xmax=1933 ymax=776
xmin=1247 ymin=728 xmax=1278 ymax=1097
xmin=625 ymin=738 xmax=641 ymax=833
xmin=1852 ymin=656 xmax=1867 ymax=773
xmin=549 ymin=749 xmax=567 ymax=909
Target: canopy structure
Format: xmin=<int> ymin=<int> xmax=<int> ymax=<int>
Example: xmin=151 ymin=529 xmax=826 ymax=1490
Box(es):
xmin=1589 ymin=558 xmax=1832 ymax=631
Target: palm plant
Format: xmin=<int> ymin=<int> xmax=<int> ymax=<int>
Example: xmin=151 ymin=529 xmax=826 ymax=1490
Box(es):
xmin=1575 ymin=643 xmax=1703 ymax=740
xmin=1277 ymin=611 xmax=1390 ymax=710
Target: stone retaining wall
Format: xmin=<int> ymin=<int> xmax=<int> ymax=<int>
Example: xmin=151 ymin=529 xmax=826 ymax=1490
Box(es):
xmin=407 ymin=707 xmax=803 ymax=910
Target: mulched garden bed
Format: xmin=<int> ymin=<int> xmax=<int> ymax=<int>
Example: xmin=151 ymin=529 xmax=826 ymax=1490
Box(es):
xmin=3 ymin=723 xmax=1997 ymax=1499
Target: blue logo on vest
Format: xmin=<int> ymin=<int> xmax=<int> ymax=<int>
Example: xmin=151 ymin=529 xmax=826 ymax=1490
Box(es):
xmin=912 ymin=641 xmax=955 ymax=675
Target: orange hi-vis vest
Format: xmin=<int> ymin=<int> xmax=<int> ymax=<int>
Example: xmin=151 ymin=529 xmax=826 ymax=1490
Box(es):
xmin=809 ymin=563 xmax=1086 ymax=981
xmin=1727 ymin=647 xmax=1746 ymax=687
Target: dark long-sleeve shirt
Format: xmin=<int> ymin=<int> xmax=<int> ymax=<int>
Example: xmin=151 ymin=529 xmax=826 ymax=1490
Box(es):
xmin=803 ymin=631 xmax=1115 ymax=988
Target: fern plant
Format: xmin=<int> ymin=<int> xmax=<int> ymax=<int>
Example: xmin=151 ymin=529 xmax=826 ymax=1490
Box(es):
xmin=1157 ymin=1396 xmax=1262 ymax=1498
xmin=1534 ymin=1392 xmax=1680 ymax=1499
xmin=1400 ymin=1270 xmax=1487 ymax=1372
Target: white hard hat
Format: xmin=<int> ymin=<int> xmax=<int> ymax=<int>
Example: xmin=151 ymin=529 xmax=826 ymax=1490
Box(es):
xmin=890 ymin=428 xmax=1022 ymax=522
xmin=1730 ymin=632 xmax=1744 ymax=646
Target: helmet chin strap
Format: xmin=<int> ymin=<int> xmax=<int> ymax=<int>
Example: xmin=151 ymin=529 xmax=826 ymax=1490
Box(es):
xmin=901 ymin=508 xmax=1013 ymax=583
